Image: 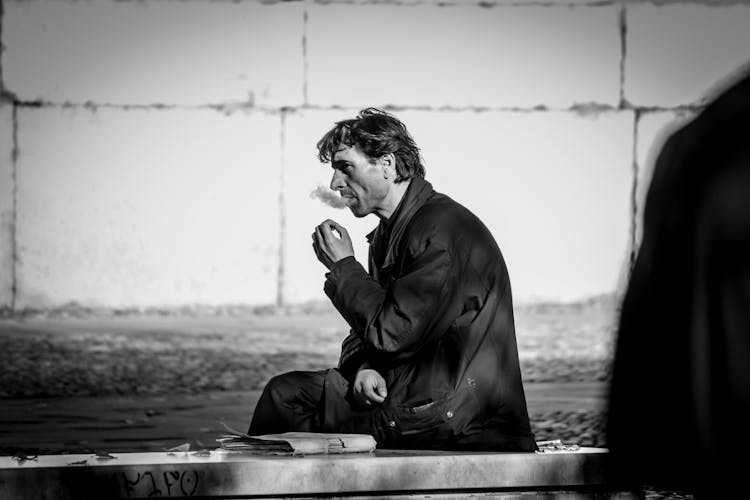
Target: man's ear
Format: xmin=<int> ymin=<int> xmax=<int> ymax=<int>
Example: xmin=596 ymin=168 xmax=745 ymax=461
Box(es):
xmin=380 ymin=153 xmax=396 ymax=179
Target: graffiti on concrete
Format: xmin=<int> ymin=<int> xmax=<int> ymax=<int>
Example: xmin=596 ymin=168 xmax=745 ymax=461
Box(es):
xmin=122 ymin=469 xmax=199 ymax=497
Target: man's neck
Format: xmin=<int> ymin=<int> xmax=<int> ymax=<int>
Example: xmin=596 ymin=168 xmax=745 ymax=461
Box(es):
xmin=376 ymin=180 xmax=411 ymax=221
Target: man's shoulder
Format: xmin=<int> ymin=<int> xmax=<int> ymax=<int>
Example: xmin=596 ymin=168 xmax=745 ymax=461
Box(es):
xmin=415 ymin=191 xmax=481 ymax=227
xmin=398 ymin=188 xmax=506 ymax=274
xmin=407 ymin=190 xmax=493 ymax=246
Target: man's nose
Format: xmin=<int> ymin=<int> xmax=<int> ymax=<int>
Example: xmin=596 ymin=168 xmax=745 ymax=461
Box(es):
xmin=330 ymin=171 xmax=345 ymax=191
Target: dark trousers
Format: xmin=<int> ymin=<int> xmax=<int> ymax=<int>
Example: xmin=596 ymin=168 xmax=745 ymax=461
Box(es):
xmin=248 ymin=370 xmax=539 ymax=451
xmin=248 ymin=370 xmax=328 ymax=435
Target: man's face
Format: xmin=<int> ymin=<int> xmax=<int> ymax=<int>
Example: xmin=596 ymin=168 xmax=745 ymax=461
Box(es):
xmin=330 ymin=145 xmax=389 ymax=218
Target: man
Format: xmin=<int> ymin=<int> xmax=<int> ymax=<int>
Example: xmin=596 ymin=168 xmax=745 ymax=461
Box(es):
xmin=249 ymin=108 xmax=536 ymax=451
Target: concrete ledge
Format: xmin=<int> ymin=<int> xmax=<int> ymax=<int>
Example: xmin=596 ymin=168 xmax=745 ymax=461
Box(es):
xmin=0 ymin=448 xmax=635 ymax=499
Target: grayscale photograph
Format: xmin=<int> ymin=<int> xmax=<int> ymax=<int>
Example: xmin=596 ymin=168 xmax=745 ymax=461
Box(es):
xmin=0 ymin=0 xmax=749 ymax=498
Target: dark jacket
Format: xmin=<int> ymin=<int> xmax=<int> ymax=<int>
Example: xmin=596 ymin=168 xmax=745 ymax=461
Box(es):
xmin=323 ymin=177 xmax=536 ymax=451
xmin=607 ymin=72 xmax=750 ymax=495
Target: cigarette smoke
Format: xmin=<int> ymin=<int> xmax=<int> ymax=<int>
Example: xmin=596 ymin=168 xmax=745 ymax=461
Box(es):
xmin=310 ymin=185 xmax=347 ymax=209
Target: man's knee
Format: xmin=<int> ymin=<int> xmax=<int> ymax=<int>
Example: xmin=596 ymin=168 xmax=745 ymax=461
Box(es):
xmin=263 ymin=371 xmax=300 ymax=400
xmin=262 ymin=370 xmax=326 ymax=403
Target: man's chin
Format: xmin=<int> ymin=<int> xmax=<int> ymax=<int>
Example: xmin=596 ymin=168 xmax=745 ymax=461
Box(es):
xmin=346 ymin=201 xmax=363 ymax=217
xmin=349 ymin=207 xmax=367 ymax=218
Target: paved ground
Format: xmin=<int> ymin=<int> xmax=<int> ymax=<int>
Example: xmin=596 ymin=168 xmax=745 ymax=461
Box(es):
xmin=1 ymin=307 xmax=695 ymax=498
xmin=0 ymin=300 xmax=614 ymax=454
xmin=0 ymin=382 xmax=606 ymax=454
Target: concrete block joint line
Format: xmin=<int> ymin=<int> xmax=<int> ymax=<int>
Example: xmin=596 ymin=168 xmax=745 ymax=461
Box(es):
xmin=302 ymin=8 xmax=310 ymax=106
xmin=277 ymin=110 xmax=288 ymax=308
xmin=618 ymin=4 xmax=628 ymax=108
xmin=9 ymin=104 xmax=19 ymax=312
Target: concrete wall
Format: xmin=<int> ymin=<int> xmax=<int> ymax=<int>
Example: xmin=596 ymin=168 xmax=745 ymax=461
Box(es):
xmin=1 ymin=0 xmax=749 ymax=311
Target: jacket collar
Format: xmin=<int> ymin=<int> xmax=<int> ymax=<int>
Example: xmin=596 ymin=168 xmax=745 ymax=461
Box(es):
xmin=366 ymin=176 xmax=434 ymax=269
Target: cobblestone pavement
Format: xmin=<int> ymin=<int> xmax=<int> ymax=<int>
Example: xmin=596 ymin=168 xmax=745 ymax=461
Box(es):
xmin=0 ymin=298 xmax=695 ymax=497
xmin=1 ymin=300 xmax=614 ymax=446
xmin=0 ymin=298 xmax=617 ymax=398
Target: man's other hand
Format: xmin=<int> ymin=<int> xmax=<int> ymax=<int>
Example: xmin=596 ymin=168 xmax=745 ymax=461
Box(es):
xmin=312 ymin=219 xmax=354 ymax=270
xmin=353 ymin=368 xmax=387 ymax=407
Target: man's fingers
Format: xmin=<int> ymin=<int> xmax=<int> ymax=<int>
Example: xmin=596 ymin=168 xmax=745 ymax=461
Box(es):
xmin=312 ymin=228 xmax=322 ymax=247
xmin=326 ymin=220 xmax=351 ymax=242
xmin=311 ymin=234 xmax=321 ymax=254
xmin=312 ymin=241 xmax=320 ymax=259
xmin=316 ymin=220 xmax=350 ymax=243
xmin=315 ymin=221 xmax=334 ymax=234
xmin=317 ymin=222 xmax=340 ymax=244
xmin=363 ymin=382 xmax=385 ymax=404
xmin=312 ymin=237 xmax=331 ymax=269
xmin=329 ymin=221 xmax=349 ymax=238
xmin=375 ymin=378 xmax=388 ymax=399
xmin=314 ymin=225 xmax=324 ymax=241
xmin=352 ymin=380 xmax=370 ymax=406
xmin=313 ymin=226 xmax=330 ymax=252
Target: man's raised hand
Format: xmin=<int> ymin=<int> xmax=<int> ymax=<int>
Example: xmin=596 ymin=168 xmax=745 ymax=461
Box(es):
xmin=312 ymin=219 xmax=354 ymax=270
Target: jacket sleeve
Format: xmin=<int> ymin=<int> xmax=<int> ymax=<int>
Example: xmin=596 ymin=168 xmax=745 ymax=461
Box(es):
xmin=324 ymin=237 xmax=457 ymax=363
xmin=337 ymin=330 xmax=369 ymax=379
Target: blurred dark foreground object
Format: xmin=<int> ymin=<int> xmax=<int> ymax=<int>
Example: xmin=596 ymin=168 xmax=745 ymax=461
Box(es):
xmin=607 ymin=70 xmax=750 ymax=497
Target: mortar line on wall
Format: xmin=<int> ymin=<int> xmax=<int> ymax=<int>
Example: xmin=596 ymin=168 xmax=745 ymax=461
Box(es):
xmin=7 ymin=100 xmax=615 ymax=113
xmin=309 ymin=0 xmax=617 ymax=6
xmin=7 ymin=99 xmax=706 ymax=123
xmin=629 ymin=109 xmax=641 ymax=274
xmin=618 ymin=3 xmax=627 ymax=108
xmin=6 ymin=100 xmax=705 ymax=115
xmin=276 ymin=111 xmax=287 ymax=308
xmin=10 ymin=103 xmax=19 ymax=311
xmin=302 ymin=6 xmax=310 ymax=106
xmin=299 ymin=103 xmax=627 ymax=113
xmin=0 ymin=0 xmax=4 ymax=99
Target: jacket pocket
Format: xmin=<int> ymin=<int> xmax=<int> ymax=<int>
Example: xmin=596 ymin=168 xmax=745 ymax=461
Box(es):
xmin=393 ymin=394 xmax=457 ymax=436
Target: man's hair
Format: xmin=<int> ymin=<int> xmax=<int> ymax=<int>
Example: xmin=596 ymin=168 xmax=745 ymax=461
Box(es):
xmin=316 ymin=108 xmax=426 ymax=183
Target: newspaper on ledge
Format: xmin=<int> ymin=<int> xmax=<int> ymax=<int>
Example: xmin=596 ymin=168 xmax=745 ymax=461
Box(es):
xmin=217 ymin=423 xmax=377 ymax=455
xmin=535 ymin=439 xmax=581 ymax=453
